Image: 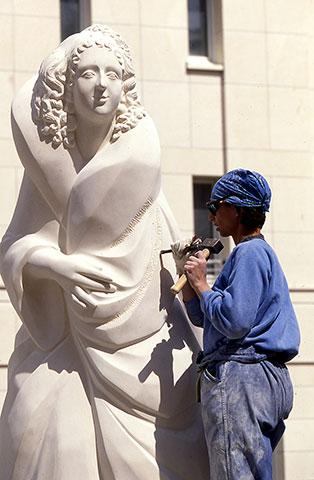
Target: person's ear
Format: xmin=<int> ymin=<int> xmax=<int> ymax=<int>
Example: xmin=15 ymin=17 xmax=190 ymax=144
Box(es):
xmin=234 ymin=206 xmax=242 ymax=218
xmin=233 ymin=206 xmax=239 ymax=216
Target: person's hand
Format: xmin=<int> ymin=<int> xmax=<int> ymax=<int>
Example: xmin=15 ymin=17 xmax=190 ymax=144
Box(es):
xmin=184 ymin=251 xmax=210 ymax=295
xmin=171 ymin=238 xmax=192 ymax=275
xmin=24 ymin=247 xmax=116 ymax=311
xmin=170 ymin=237 xmax=201 ymax=275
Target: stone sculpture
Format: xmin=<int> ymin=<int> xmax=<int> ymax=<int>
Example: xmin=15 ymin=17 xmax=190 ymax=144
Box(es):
xmin=0 ymin=25 xmax=209 ymax=479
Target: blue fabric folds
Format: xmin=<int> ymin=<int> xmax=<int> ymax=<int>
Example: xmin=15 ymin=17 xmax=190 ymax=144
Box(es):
xmin=210 ymin=168 xmax=272 ymax=212
xmin=200 ymin=359 xmax=293 ymax=479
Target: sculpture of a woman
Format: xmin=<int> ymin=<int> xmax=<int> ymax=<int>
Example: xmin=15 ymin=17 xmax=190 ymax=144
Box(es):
xmin=0 ymin=25 xmax=209 ymax=479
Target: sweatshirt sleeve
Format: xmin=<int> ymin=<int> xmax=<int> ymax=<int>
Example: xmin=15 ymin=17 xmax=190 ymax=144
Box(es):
xmin=199 ymin=243 xmax=271 ymax=339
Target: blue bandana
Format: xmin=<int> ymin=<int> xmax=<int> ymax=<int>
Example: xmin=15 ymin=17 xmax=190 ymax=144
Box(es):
xmin=210 ymin=169 xmax=271 ymax=212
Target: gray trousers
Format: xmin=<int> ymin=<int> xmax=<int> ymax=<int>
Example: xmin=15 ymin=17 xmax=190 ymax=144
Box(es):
xmin=200 ymin=359 xmax=293 ymax=480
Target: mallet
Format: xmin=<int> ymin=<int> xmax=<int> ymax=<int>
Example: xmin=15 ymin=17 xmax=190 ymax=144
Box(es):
xmin=160 ymin=239 xmax=224 ymax=295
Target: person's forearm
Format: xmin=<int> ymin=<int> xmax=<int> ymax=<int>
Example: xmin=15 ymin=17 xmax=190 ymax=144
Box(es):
xmin=194 ymin=280 xmax=211 ymax=298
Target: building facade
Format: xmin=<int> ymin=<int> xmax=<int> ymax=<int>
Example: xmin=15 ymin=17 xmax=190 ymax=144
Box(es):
xmin=0 ymin=1 xmax=314 ymax=478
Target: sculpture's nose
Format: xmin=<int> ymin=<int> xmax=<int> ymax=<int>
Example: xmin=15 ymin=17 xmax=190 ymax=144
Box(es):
xmin=96 ymin=70 xmax=106 ymax=90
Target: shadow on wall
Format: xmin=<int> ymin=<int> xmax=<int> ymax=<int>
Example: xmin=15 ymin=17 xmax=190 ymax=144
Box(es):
xmin=273 ymin=438 xmax=285 ymax=480
xmin=138 ymin=264 xmax=210 ymax=479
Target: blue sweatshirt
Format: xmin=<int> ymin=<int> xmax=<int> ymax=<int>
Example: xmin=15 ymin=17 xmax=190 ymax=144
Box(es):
xmin=185 ymin=237 xmax=300 ymax=362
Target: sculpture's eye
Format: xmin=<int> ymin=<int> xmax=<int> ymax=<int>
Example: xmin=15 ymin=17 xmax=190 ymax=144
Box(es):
xmin=106 ymin=71 xmax=120 ymax=80
xmin=81 ymin=70 xmax=96 ymax=79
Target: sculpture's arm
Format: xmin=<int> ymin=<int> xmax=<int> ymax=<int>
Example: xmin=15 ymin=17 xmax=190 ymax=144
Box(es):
xmin=0 ymin=173 xmax=58 ymax=307
xmin=0 ymin=173 xmax=71 ymax=350
xmin=0 ymin=177 xmax=58 ymax=349
xmin=1 ymin=174 xmax=116 ymax=350
xmin=23 ymin=247 xmax=117 ymax=308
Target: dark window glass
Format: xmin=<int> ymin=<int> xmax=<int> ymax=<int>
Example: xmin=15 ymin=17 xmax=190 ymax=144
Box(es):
xmin=188 ymin=0 xmax=208 ymax=56
xmin=61 ymin=0 xmax=80 ymax=41
xmin=193 ymin=178 xmax=225 ymax=276
xmin=193 ymin=180 xmax=216 ymax=239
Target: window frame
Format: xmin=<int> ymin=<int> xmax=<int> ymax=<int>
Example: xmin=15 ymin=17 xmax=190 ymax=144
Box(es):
xmin=187 ymin=0 xmax=223 ymax=72
xmin=60 ymin=0 xmax=91 ymax=41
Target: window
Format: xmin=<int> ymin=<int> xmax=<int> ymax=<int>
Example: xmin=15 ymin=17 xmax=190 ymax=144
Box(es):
xmin=193 ymin=177 xmax=217 ymax=240
xmin=189 ymin=0 xmax=208 ymax=57
xmin=187 ymin=0 xmax=223 ymax=70
xmin=193 ymin=177 xmax=225 ymax=277
xmin=60 ymin=0 xmax=91 ymax=41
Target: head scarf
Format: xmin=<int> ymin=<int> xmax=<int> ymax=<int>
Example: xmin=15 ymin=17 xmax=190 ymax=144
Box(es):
xmin=210 ymin=169 xmax=271 ymax=212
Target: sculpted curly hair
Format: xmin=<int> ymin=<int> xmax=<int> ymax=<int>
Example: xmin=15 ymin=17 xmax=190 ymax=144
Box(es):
xmin=31 ymin=24 xmax=146 ymax=149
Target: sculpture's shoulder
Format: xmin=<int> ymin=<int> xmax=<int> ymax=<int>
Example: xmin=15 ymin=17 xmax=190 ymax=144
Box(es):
xmin=122 ymin=114 xmax=160 ymax=157
xmin=11 ymin=76 xmax=48 ymax=167
xmin=10 ymin=77 xmax=43 ymax=173
xmin=137 ymin=114 xmax=159 ymax=139
xmin=11 ymin=77 xmax=36 ymax=131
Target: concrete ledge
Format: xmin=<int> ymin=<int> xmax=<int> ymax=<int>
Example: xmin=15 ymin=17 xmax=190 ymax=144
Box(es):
xmin=186 ymin=55 xmax=223 ymax=72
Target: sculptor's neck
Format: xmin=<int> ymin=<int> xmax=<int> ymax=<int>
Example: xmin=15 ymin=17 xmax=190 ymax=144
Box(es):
xmin=75 ymin=115 xmax=115 ymax=164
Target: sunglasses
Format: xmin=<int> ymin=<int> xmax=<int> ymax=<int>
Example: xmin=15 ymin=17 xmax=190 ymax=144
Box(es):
xmin=206 ymin=196 xmax=231 ymax=215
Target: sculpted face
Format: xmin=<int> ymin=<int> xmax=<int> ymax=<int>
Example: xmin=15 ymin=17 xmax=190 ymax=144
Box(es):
xmin=72 ymin=46 xmax=123 ymax=122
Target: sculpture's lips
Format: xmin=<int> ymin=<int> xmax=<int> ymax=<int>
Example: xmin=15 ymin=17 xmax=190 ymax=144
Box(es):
xmin=96 ymin=96 xmax=109 ymax=106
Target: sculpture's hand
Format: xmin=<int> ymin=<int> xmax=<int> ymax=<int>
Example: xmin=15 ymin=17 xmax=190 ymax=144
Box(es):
xmin=70 ymin=285 xmax=104 ymax=313
xmin=24 ymin=247 xmax=116 ymax=297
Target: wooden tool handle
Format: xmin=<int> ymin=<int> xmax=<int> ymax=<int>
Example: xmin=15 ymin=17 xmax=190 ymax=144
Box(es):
xmin=170 ymin=248 xmax=210 ymax=295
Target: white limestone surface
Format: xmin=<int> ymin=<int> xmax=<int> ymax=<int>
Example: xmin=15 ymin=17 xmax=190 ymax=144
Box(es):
xmin=0 ymin=25 xmax=209 ymax=480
